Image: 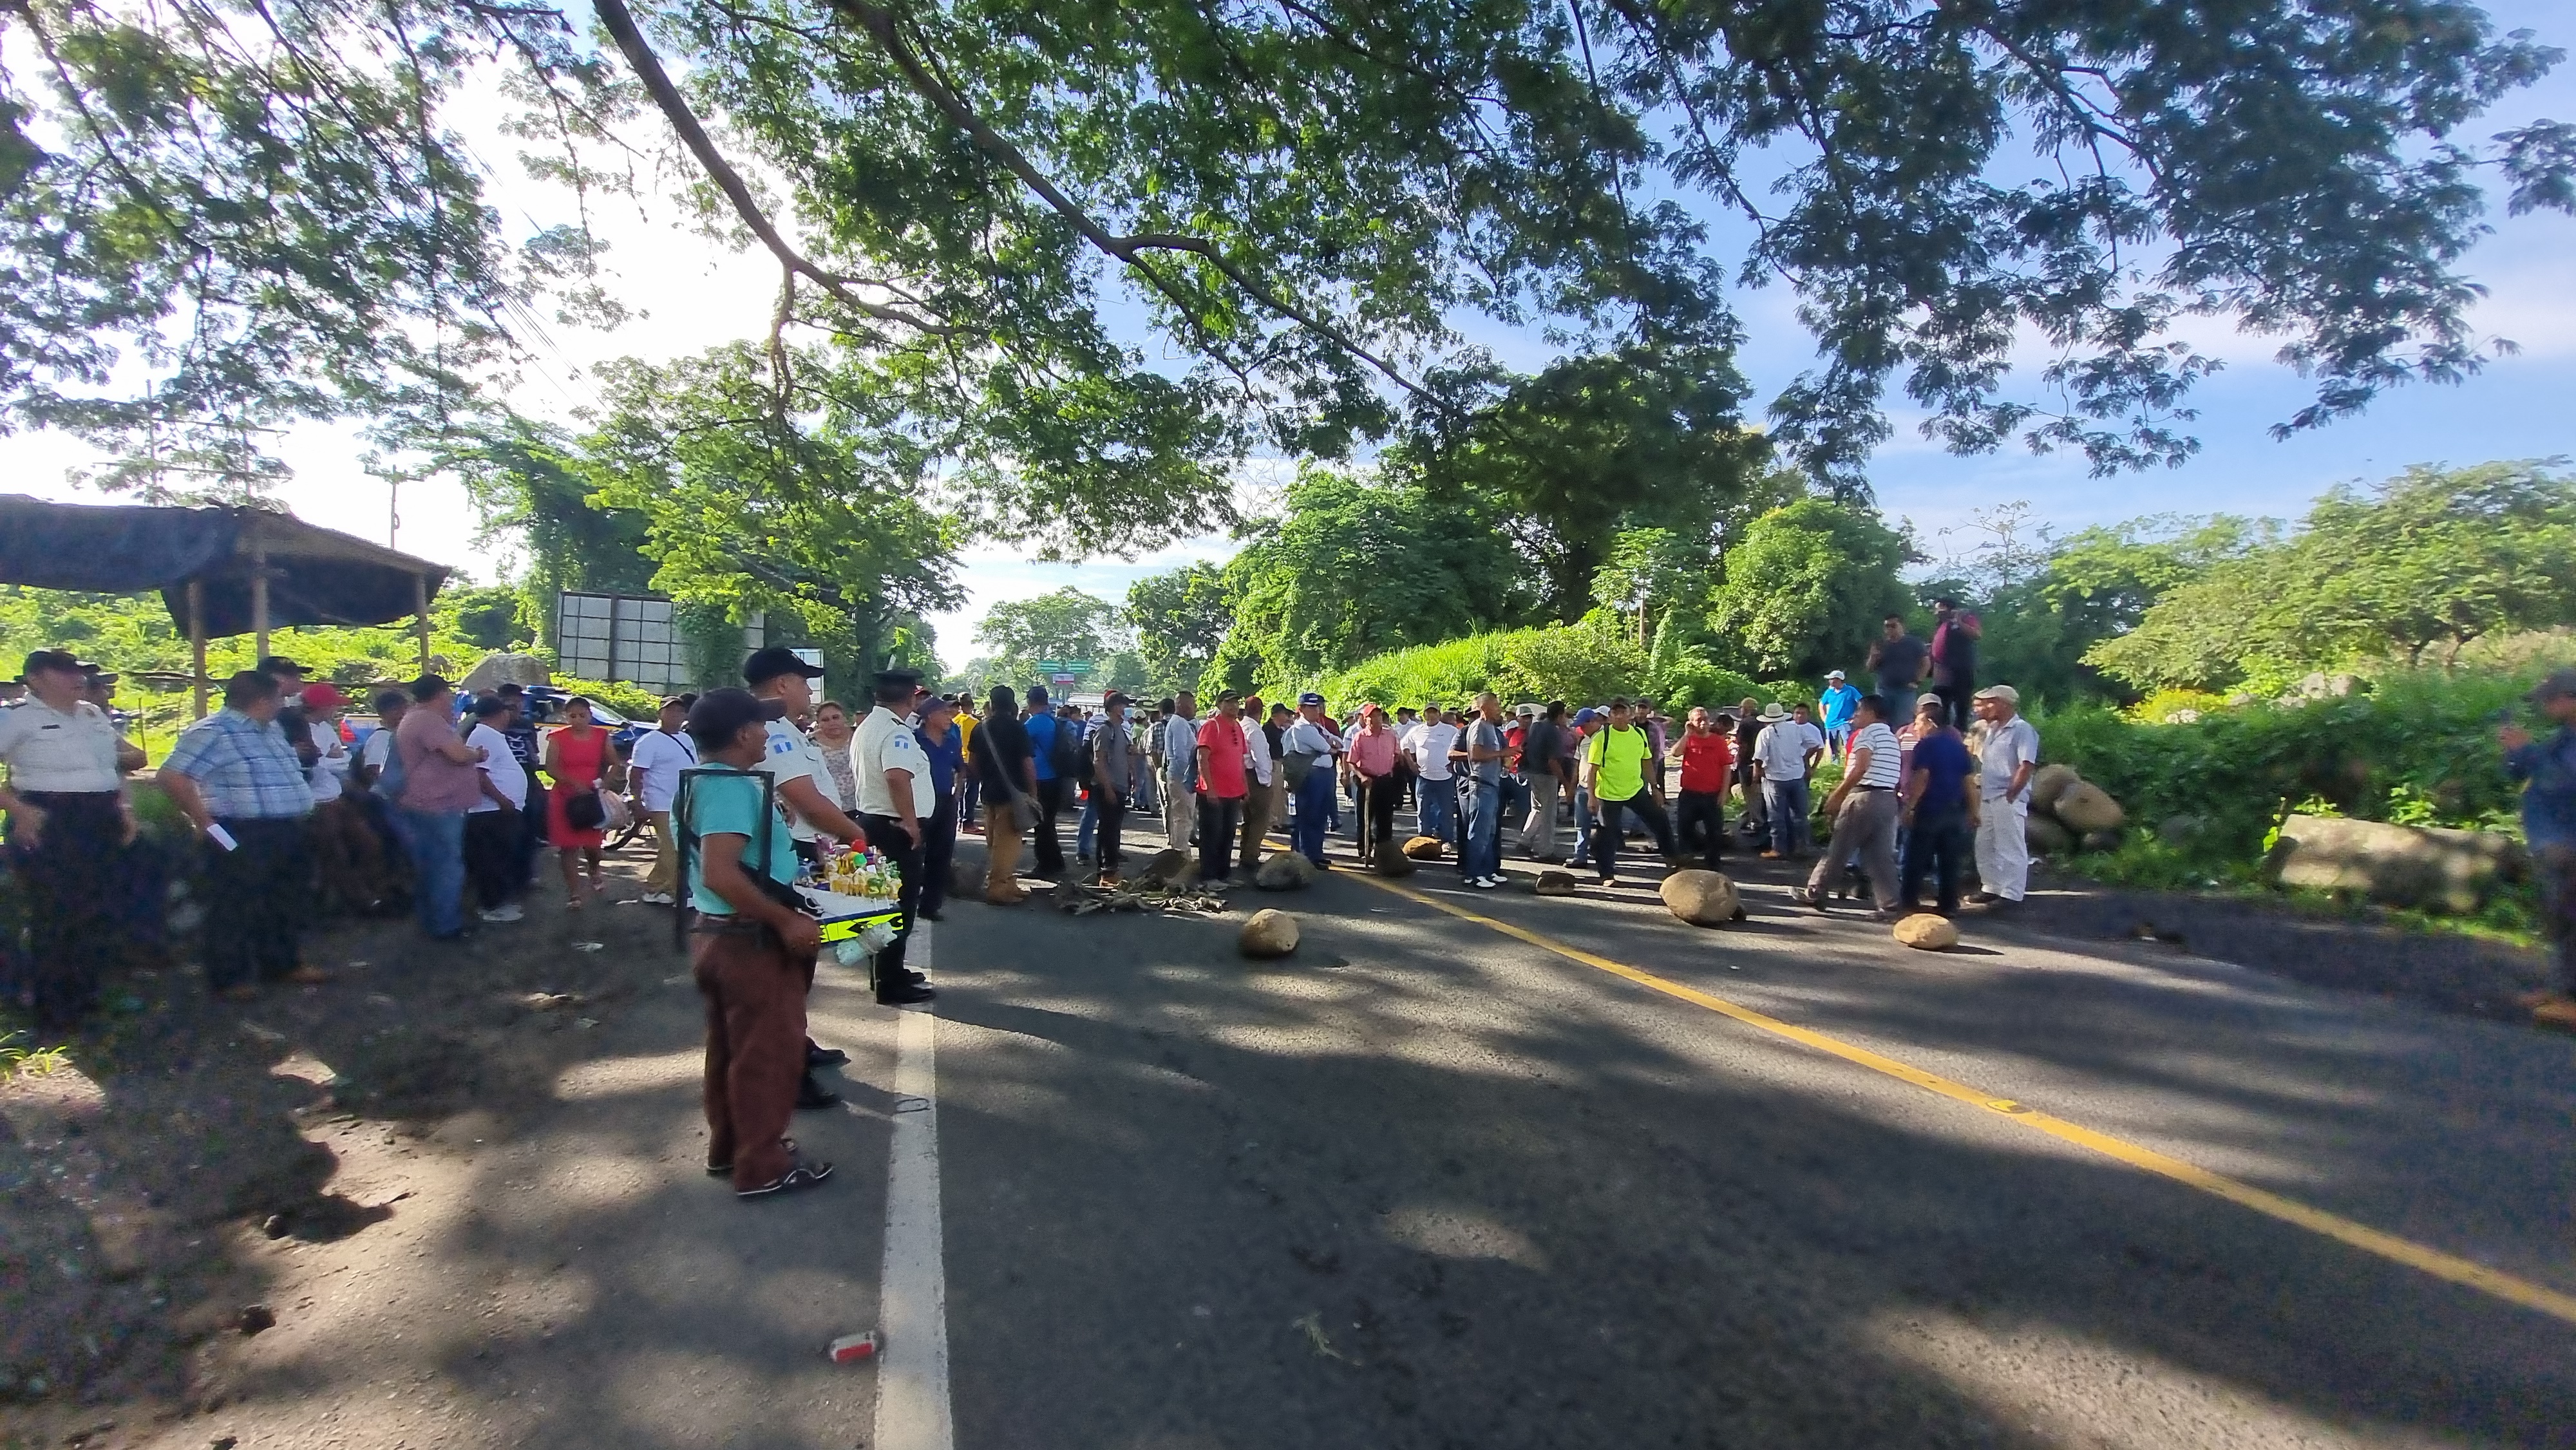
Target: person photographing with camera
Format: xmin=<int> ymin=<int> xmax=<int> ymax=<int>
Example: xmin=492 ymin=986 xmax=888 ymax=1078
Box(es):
xmin=678 ymin=688 xmax=834 ymax=1200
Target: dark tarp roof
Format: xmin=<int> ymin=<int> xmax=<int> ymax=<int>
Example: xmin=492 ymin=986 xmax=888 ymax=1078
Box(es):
xmin=0 ymin=495 xmax=450 ymax=636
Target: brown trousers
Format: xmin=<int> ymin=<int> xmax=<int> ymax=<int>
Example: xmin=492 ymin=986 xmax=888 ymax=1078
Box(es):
xmin=1238 ymin=777 xmax=1282 ymax=869
xmin=693 ymin=925 xmax=810 ymax=1191
xmin=309 ymin=795 xmax=390 ymax=910
xmin=644 ymin=809 xmax=680 ymax=895
xmin=982 ymin=800 xmax=1026 ymax=899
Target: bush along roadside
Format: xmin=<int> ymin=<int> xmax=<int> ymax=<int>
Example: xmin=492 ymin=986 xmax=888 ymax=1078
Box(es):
xmin=2032 ymin=666 xmax=2544 ymax=938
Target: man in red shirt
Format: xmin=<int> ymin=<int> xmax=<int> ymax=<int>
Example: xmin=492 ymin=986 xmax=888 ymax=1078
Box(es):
xmin=1670 ymin=705 xmax=1734 ymax=870
xmin=1193 ymin=690 xmax=1252 ymax=881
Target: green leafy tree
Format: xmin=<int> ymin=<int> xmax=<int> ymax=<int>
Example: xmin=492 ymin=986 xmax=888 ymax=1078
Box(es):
xmin=443 ymin=584 xmax=534 ymax=652
xmin=1124 ymin=563 xmax=1235 ymax=695
xmin=579 ymin=343 xmax=962 ymax=704
xmin=1706 ymin=501 xmax=1912 ymax=679
xmin=972 ymin=588 xmax=1121 ymax=689
xmin=2090 ymin=462 xmax=2576 ymax=690
xmin=17 ymin=0 xmax=2569 ymax=525
xmin=1209 ymin=467 xmax=1534 ymax=688
xmin=1411 ymin=348 xmax=1759 ymax=619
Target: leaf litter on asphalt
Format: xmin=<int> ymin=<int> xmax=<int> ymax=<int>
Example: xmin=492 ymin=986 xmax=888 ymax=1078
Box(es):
xmin=1293 ymin=1310 xmax=1353 ymax=1364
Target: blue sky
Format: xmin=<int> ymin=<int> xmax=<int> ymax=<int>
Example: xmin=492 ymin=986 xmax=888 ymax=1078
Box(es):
xmin=5 ymin=6 xmax=2570 ymax=671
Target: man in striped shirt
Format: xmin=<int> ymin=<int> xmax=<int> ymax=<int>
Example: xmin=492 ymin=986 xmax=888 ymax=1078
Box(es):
xmin=1794 ymin=694 xmax=1903 ymax=916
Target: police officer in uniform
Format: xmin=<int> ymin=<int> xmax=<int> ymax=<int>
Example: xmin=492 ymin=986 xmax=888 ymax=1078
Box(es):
xmin=851 ymin=668 xmax=936 ymax=1006
xmin=0 ymin=650 xmax=134 ymax=1034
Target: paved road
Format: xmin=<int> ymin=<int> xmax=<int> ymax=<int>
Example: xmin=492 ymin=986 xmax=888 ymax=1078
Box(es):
xmin=100 ymin=816 xmax=2573 ymax=1450
xmin=916 ymin=825 xmax=2576 ymax=1449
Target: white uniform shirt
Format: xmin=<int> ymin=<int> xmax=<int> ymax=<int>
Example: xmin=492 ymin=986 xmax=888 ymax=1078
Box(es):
xmin=1403 ymin=720 xmax=1460 ymax=781
xmin=359 ymin=727 xmax=397 ymax=773
xmin=1846 ymin=721 xmax=1904 ymax=789
xmin=1753 ymin=720 xmax=1824 ymax=780
xmin=854 ymin=705 xmax=936 ymax=820
xmin=628 ymin=728 xmax=699 ymax=813
xmin=1978 ymin=715 xmax=2042 ymax=801
xmin=466 ymin=722 xmax=527 ymax=812
xmin=756 ymin=713 xmax=828 ymax=842
xmin=0 ymin=698 xmax=123 ymax=793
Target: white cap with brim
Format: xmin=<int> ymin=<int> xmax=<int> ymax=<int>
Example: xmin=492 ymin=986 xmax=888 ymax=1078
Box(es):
xmin=1973 ymin=684 xmax=2020 ymax=704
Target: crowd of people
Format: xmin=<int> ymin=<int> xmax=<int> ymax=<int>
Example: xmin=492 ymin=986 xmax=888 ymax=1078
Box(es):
xmin=12 ymin=598 xmax=2576 ymax=1200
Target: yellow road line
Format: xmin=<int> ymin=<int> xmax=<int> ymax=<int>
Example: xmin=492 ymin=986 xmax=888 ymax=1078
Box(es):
xmin=1351 ymin=871 xmax=2576 ymax=1327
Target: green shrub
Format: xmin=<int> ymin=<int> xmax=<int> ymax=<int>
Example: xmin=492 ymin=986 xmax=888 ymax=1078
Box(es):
xmin=549 ymin=673 xmax=665 ymax=721
xmin=1303 ymin=618 xmax=1647 ymax=708
xmin=1651 ymin=654 xmax=1763 ymax=713
xmin=2039 ymin=666 xmax=2537 ymax=870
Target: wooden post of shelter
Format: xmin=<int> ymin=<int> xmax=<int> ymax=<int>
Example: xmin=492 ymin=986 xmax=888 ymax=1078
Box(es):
xmin=414 ymin=570 xmax=431 ymax=673
xmin=187 ymin=577 xmax=208 ymax=720
xmin=249 ymin=534 xmax=270 ymax=666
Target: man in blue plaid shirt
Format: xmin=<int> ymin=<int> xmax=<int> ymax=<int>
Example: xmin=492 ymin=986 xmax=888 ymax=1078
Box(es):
xmin=158 ymin=670 xmax=319 ymax=1002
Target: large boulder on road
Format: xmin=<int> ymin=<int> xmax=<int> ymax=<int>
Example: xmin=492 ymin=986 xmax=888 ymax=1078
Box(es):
xmin=2052 ymin=782 xmax=2126 ymax=833
xmin=2023 ymin=813 xmax=2076 ymax=857
xmin=1255 ymin=852 xmax=1315 ymax=891
xmin=1141 ymin=848 xmax=1193 ymax=888
xmin=1372 ymin=849 xmax=1416 ymax=878
xmin=1401 ymin=835 xmax=1447 ymax=860
xmin=1893 ymin=914 xmax=1960 ymax=950
xmin=1658 ymin=870 xmax=1739 ymax=927
xmin=2025 ymin=763 xmax=2082 ymax=811
xmin=1532 ymin=869 xmax=1578 ymax=896
xmin=1239 ymin=909 xmax=1300 ymax=958
xmin=2263 ymin=814 xmax=2521 ymax=914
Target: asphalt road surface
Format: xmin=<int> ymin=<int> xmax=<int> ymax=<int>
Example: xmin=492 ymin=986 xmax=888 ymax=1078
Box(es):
xmin=908 ymin=823 xmax=2576 ymax=1450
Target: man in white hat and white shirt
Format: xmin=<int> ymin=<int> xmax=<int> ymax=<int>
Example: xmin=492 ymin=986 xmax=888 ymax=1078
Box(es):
xmin=1750 ymin=702 xmax=1826 ymax=859
xmin=1969 ymin=684 xmax=2041 ymax=908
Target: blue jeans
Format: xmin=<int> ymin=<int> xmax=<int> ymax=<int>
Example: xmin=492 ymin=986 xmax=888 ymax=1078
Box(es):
xmin=1418 ymin=778 xmax=1457 ymax=843
xmin=1826 ymin=724 xmax=1853 ymax=760
xmin=1289 ymin=767 xmax=1336 ymax=865
xmin=1763 ymin=778 xmax=1812 ymax=857
xmin=1077 ymin=793 xmax=1098 ymax=857
xmin=1460 ymin=778 xmax=1501 ymax=880
xmin=401 ymin=808 xmax=468 ymax=938
xmin=1569 ymin=785 xmax=1594 ymax=864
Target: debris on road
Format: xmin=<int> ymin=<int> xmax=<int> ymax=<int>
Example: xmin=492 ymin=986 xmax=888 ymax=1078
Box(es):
xmin=520 ymin=992 xmax=583 ymax=1012
xmin=827 ymin=1331 xmax=881 ymax=1364
xmin=1533 ymin=869 xmax=1578 ymax=896
xmin=1254 ymin=851 xmax=1316 ymax=890
xmin=235 ymin=1304 xmax=275 ymax=1337
xmin=1050 ymin=880 xmax=1229 ymax=916
xmin=571 ymin=941 xmax=605 ymax=953
xmin=1292 ymin=1311 xmax=1351 ymax=1363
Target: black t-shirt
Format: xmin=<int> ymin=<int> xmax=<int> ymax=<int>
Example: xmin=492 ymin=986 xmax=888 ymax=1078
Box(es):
xmin=1262 ymin=720 xmax=1286 ymax=758
xmin=1732 ymin=716 xmax=1762 ymax=773
xmin=1522 ymin=719 xmax=1562 ymax=778
xmin=972 ymin=714 xmax=1032 ymax=794
xmin=1873 ymin=633 xmax=1929 ymax=689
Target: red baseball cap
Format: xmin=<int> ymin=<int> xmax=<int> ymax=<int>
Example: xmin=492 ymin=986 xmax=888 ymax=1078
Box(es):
xmin=299 ymin=683 xmax=350 ymax=711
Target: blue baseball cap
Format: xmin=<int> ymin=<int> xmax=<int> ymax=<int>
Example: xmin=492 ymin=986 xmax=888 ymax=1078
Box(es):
xmin=1298 ymin=692 xmax=1325 ymax=706
xmin=1571 ymin=707 xmax=1602 ymax=726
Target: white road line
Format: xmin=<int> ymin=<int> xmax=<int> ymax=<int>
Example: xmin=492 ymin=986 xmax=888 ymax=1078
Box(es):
xmin=875 ymin=921 xmax=954 ymax=1450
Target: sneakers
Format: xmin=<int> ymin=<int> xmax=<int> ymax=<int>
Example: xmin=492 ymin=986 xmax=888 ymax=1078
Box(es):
xmin=736 ymin=1157 xmax=835 ymax=1199
xmin=639 ymin=891 xmax=676 ymax=906
xmin=1469 ymin=875 xmax=1504 ymax=890
xmin=479 ymin=903 xmax=525 ymax=923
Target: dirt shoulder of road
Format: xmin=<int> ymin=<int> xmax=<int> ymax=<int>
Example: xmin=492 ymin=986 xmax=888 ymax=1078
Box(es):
xmin=0 ymin=854 xmax=723 ymax=1450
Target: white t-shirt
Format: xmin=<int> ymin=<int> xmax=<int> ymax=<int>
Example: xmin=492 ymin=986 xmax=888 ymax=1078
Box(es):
xmin=359 ymin=727 xmax=397 ymax=773
xmin=0 ymin=698 xmax=123 ymax=793
xmin=1753 ymin=720 xmax=1825 ymax=780
xmin=307 ymin=730 xmax=350 ymax=804
xmin=757 ymin=715 xmax=827 ymax=842
xmin=628 ymin=728 xmax=698 ymax=813
xmin=1978 ymin=715 xmax=2042 ymax=801
xmin=1403 ymin=721 xmax=1460 ymax=781
xmin=1846 ymin=721 xmax=1903 ymax=789
xmin=467 ymin=722 xmax=527 ymax=812
xmin=854 ymin=706 xmax=936 ymax=819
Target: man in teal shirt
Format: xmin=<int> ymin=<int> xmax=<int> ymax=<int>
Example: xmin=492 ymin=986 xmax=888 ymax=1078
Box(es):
xmin=680 ymin=688 xmax=831 ymax=1201
xmin=1818 ymin=670 xmax=1861 ymax=760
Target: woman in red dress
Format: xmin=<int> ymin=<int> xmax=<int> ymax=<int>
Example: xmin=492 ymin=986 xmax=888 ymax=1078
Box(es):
xmin=543 ymin=696 xmax=611 ymax=907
